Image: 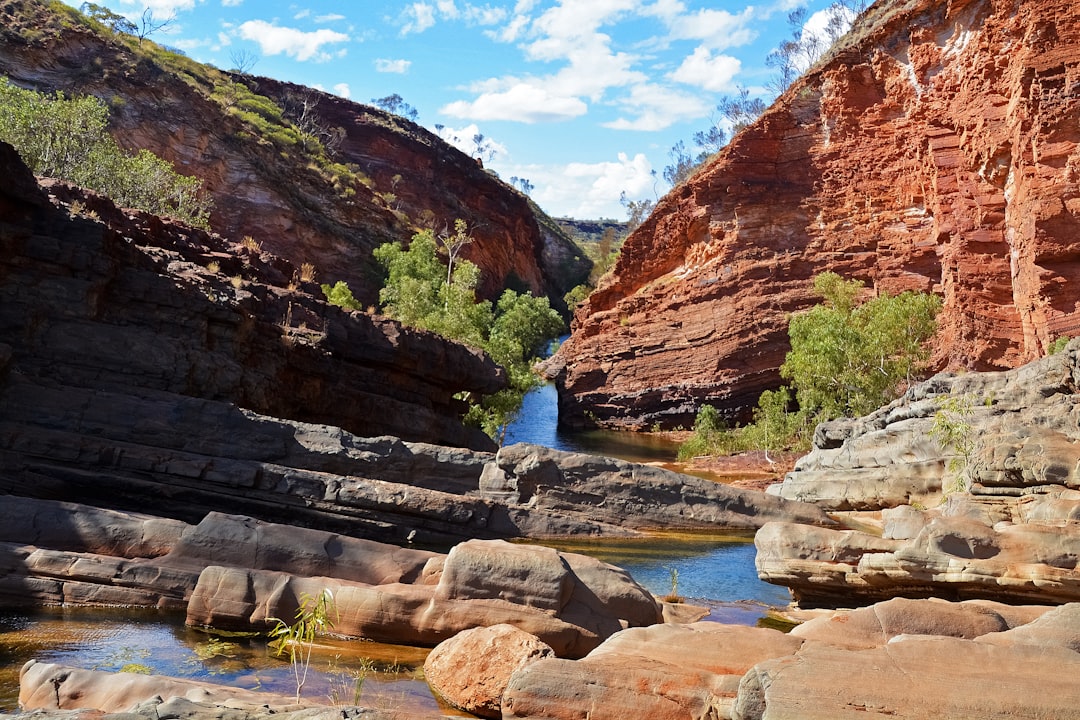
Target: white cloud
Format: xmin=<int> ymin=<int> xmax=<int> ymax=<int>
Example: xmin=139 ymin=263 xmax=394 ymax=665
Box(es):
xmin=506 ymin=152 xmax=656 ymax=218
xmin=434 ymin=123 xmax=509 ymax=162
xmin=315 ymin=13 xmax=346 ymax=23
xmin=400 ymin=0 xmax=507 ymax=34
xmin=221 ymin=0 xmax=242 ymax=6
xmin=237 ymin=20 xmax=349 ymax=61
xmin=399 ymin=2 xmax=437 ymax=35
xmin=333 ymin=83 xmax=351 ymax=98
xmin=293 ymin=9 xmax=310 ymax=20
xmin=118 ymin=0 xmax=197 ymax=15
xmin=375 ymin=58 xmax=411 ymax=73
xmin=441 ymin=82 xmax=587 ymax=123
xmin=642 ymin=2 xmax=757 ymax=51
xmin=669 ymin=46 xmax=741 ymax=92
xmin=604 ymin=83 xmax=710 ymax=131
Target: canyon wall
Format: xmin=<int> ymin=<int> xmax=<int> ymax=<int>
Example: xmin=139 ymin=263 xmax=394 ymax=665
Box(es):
xmin=556 ymin=0 xmax=1080 ymax=430
xmin=0 ymin=0 xmax=589 ymax=306
xmin=0 ymin=140 xmax=501 ymax=450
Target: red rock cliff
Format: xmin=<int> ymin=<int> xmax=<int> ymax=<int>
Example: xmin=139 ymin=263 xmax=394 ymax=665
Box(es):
xmin=0 ymin=0 xmax=588 ymax=306
xmin=556 ymin=0 xmax=1080 ymax=430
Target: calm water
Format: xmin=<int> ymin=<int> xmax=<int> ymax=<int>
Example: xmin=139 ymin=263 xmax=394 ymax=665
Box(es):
xmin=0 ymin=607 xmax=465 ymax=717
xmin=505 ymin=382 xmax=683 ymax=463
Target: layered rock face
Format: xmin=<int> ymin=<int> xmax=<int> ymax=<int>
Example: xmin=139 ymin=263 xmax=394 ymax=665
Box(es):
xmin=0 ymin=140 xmax=500 ymax=451
xmin=0 ymin=0 xmax=588 ymax=306
xmin=0 ymin=158 xmax=830 ymax=546
xmin=758 ymin=340 xmax=1080 ymax=607
xmin=556 ymin=0 xmax=1080 ymax=429
xmin=0 ymin=500 xmax=661 ymax=658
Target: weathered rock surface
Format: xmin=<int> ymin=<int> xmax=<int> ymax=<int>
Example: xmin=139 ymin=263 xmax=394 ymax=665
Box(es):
xmin=15 ymin=663 xmax=402 ymax=720
xmin=483 ymin=443 xmax=835 ymax=533
xmin=734 ymin=602 xmax=1080 ymax=720
xmin=0 ymin=139 xmax=500 ymax=451
xmin=0 ymin=137 xmax=830 ymax=543
xmin=0 ymin=1 xmax=589 ymax=307
xmin=758 ymin=342 xmax=1080 ymax=606
xmin=495 ymin=599 xmax=1077 ymax=720
xmin=0 ymin=502 xmax=660 ymax=657
xmin=18 ymin=662 xmax=297 ymax=714
xmin=502 ymin=623 xmax=805 ymax=720
xmin=423 ymin=624 xmax=554 ymax=718
xmin=186 ymin=537 xmax=661 ymax=658
xmin=555 ymin=0 xmax=1080 ymax=430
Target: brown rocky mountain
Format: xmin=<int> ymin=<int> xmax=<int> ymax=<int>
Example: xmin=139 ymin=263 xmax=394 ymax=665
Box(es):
xmin=554 ymin=0 xmax=1080 ymax=430
xmin=0 ymin=0 xmax=589 ymax=308
xmin=0 ymin=140 xmax=502 ymax=450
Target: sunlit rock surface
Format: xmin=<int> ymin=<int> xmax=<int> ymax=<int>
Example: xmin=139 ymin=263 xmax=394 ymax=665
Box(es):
xmin=556 ymin=0 xmax=1080 ymax=430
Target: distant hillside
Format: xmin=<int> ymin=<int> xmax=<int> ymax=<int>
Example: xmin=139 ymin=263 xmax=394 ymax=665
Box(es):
xmin=556 ymin=218 xmax=631 ymax=246
xmin=0 ymin=0 xmax=589 ymax=308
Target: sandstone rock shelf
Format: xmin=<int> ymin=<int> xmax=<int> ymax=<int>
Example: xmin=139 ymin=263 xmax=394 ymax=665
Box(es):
xmin=555 ymin=0 xmax=1080 ymax=430
xmin=759 ymin=340 xmax=1080 ymax=608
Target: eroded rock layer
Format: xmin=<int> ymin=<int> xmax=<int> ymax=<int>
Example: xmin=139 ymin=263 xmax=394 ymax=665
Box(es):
xmin=758 ymin=340 xmax=1080 ymax=607
xmin=0 ymin=140 xmax=500 ymax=451
xmin=557 ymin=0 xmax=1080 ymax=429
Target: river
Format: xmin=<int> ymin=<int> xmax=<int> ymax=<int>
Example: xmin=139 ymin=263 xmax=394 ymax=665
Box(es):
xmin=0 ymin=381 xmax=789 ymax=715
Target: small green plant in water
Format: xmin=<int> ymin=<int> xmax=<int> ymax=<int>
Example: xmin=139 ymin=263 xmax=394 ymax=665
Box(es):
xmin=662 ymin=566 xmax=683 ymax=603
xmin=269 ymin=589 xmax=336 ymax=703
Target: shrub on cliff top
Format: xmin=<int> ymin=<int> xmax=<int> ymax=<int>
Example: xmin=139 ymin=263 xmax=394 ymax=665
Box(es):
xmin=0 ymin=77 xmax=211 ymax=227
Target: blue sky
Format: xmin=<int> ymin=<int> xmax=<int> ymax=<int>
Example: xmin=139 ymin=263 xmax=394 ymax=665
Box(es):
xmin=62 ymin=0 xmax=849 ymax=219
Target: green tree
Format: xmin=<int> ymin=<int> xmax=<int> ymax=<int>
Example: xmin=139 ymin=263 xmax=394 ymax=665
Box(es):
xmin=374 ymin=226 xmax=564 ymax=443
xmin=678 ymin=273 xmax=940 ymax=459
xmin=321 ymin=281 xmax=362 ymax=310
xmin=781 ymin=272 xmax=941 ymax=418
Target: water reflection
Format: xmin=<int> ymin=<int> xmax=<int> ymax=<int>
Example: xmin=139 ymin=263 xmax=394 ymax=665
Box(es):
xmin=534 ymin=535 xmax=792 ymax=622
xmin=505 ymin=383 xmax=681 ymax=464
xmin=0 ymin=608 xmax=467 ymax=717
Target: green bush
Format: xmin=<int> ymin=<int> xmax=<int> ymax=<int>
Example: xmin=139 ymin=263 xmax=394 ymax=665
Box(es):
xmin=679 ymin=273 xmax=941 ymax=459
xmin=321 ymin=281 xmax=362 ymax=311
xmin=0 ymin=78 xmax=211 ymax=227
xmin=375 ymin=226 xmax=564 ymax=443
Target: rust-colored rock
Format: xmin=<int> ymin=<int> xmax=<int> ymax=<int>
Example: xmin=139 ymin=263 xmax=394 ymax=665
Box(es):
xmin=556 ymin=0 xmax=1080 ymax=429
xmin=424 ymin=624 xmax=554 ymax=718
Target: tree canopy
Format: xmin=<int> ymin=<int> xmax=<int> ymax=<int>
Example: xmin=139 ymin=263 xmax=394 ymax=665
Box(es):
xmin=782 ymin=272 xmax=942 ymax=418
xmin=374 ymin=226 xmax=564 ymax=443
xmin=679 ymin=272 xmax=941 ymax=459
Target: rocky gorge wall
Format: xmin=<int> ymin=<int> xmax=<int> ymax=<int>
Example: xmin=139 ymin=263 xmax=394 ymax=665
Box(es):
xmin=556 ymin=0 xmax=1080 ymax=430
xmin=0 ymin=0 xmax=589 ymax=307
xmin=0 ymin=140 xmax=501 ymax=450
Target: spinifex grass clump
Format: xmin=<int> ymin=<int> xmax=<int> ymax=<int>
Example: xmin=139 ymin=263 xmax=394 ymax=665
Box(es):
xmin=268 ymin=589 xmax=336 ymax=703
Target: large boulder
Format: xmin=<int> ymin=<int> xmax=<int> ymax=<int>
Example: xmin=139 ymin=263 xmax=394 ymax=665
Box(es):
xmin=734 ymin=602 xmax=1080 ymax=720
xmin=423 ymin=624 xmax=554 ymax=718
xmin=758 ymin=343 xmax=1080 ymax=606
xmin=185 ymin=538 xmax=661 ymax=658
xmin=502 ymin=623 xmax=804 ymax=720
